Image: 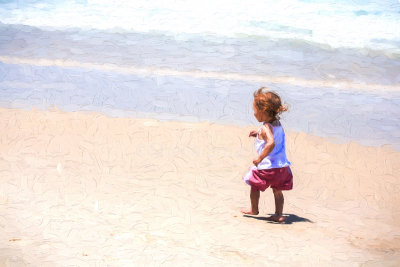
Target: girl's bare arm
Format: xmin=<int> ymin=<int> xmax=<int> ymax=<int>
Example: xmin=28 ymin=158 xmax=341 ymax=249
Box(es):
xmin=253 ymin=124 xmax=275 ymax=165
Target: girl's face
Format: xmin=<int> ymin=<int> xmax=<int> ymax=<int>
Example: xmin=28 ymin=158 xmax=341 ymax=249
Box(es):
xmin=253 ymin=100 xmax=268 ymax=122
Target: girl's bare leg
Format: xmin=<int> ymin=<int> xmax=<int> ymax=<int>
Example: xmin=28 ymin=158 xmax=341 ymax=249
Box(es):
xmin=241 ymin=188 xmax=260 ymax=215
xmin=270 ymin=188 xmax=286 ymax=222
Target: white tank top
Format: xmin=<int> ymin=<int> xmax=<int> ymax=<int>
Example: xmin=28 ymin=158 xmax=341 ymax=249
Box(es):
xmin=255 ymin=123 xmax=291 ymax=170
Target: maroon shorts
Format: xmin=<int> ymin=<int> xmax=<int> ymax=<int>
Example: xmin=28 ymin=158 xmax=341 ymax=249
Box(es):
xmin=243 ymin=166 xmax=293 ymax=192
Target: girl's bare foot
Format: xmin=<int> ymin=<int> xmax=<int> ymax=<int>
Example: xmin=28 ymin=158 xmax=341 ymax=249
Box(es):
xmin=240 ymin=208 xmax=259 ymax=215
xmin=268 ymin=214 xmax=286 ymax=223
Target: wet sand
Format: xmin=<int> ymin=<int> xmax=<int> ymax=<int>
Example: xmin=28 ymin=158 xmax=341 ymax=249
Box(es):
xmin=1 ymin=107 xmax=399 ymax=266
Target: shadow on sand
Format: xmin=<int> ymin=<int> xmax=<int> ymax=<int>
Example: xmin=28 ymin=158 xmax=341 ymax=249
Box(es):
xmin=243 ymin=214 xmax=314 ymax=224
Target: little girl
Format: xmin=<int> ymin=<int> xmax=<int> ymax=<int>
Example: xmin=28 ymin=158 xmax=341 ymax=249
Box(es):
xmin=241 ymin=87 xmax=293 ymax=223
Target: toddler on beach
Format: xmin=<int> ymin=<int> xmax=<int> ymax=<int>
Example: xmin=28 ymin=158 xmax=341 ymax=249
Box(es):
xmin=241 ymin=87 xmax=293 ymax=223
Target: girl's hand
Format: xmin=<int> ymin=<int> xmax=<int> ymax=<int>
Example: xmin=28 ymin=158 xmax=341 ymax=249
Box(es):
xmin=249 ymin=130 xmax=258 ymax=137
xmin=253 ymin=157 xmax=262 ymax=166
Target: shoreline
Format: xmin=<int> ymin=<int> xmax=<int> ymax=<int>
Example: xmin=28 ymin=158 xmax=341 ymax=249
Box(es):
xmin=1 ymin=56 xmax=400 ymax=93
xmin=1 ymin=56 xmax=399 ymax=151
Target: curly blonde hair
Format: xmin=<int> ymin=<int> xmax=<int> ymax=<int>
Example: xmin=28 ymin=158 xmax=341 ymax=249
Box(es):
xmin=253 ymin=87 xmax=288 ymax=122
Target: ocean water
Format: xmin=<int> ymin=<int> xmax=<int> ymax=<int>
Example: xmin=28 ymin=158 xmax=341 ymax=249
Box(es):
xmin=0 ymin=0 xmax=399 ymax=149
xmin=1 ymin=0 xmax=399 ymax=54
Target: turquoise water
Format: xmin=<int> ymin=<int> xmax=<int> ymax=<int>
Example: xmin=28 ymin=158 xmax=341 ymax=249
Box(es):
xmin=0 ymin=0 xmax=399 ymax=149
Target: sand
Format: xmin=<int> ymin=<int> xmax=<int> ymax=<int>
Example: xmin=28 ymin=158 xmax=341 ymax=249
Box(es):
xmin=1 ymin=107 xmax=399 ymax=266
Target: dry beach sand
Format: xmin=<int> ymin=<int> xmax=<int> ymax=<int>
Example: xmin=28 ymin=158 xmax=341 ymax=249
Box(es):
xmin=1 ymin=107 xmax=399 ymax=266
